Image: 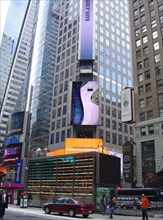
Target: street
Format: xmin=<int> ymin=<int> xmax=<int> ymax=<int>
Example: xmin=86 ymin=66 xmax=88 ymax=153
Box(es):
xmin=2 ymin=205 xmax=163 ymax=220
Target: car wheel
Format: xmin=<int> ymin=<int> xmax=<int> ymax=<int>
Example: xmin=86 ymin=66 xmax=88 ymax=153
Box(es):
xmin=45 ymin=206 xmax=51 ymax=214
xmin=83 ymin=214 xmax=89 ymax=218
xmin=68 ymin=209 xmax=75 ymax=217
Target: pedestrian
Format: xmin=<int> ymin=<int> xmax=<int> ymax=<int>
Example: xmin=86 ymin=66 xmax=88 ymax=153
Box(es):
xmin=0 ymin=189 xmax=8 ymax=218
xmin=141 ymin=193 xmax=149 ymax=220
xmin=109 ymin=195 xmax=117 ymax=219
xmin=101 ymin=193 xmax=107 ymax=215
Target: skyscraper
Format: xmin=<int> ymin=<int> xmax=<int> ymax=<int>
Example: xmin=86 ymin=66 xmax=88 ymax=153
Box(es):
xmin=28 ymin=0 xmax=60 ymax=154
xmin=129 ymin=0 xmax=163 ymax=186
xmin=0 ymin=0 xmax=38 ymax=159
xmin=47 ymin=0 xmax=134 ymax=157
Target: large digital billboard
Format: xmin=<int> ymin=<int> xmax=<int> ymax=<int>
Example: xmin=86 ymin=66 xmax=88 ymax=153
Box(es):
xmin=8 ymin=112 xmax=24 ymax=135
xmin=78 ymin=0 xmax=94 ymax=60
xmin=70 ymin=81 xmax=99 ymax=125
xmin=4 ymin=144 xmax=22 ymax=164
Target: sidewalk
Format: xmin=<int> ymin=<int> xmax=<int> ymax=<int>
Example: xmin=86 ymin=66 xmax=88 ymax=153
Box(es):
xmin=7 ymin=205 xmax=163 ymax=220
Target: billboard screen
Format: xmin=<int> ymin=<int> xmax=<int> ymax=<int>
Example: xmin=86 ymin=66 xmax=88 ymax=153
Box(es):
xmin=123 ymin=143 xmax=133 ymax=182
xmin=8 ymin=112 xmax=24 ymax=135
xmin=121 ymin=88 xmax=134 ymax=123
xmin=4 ymin=145 xmax=22 ymax=164
xmin=14 ymin=160 xmax=23 ymax=184
xmin=5 ymin=135 xmax=20 ymax=145
xmin=79 ymin=0 xmax=94 ymax=60
xmin=99 ymin=154 xmax=121 ymax=185
xmin=70 ymin=81 xmax=99 ymax=125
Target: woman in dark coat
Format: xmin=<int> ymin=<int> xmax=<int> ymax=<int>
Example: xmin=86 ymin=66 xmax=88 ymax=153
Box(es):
xmin=0 ymin=189 xmax=8 ymax=218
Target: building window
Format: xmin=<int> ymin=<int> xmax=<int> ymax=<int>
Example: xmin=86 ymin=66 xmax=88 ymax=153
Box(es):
xmin=155 ymin=66 xmax=161 ymax=75
xmin=112 ymin=133 xmax=117 ymax=144
xmin=140 ymin=127 xmax=146 ymax=136
xmin=150 ymin=9 xmax=155 ymax=17
xmin=142 ymin=36 xmax=148 ymax=44
xmin=144 ymin=58 xmax=150 ymax=67
xmin=144 ymin=70 xmax=150 ymax=79
xmin=138 ymin=86 xmax=144 ymax=95
xmin=106 ymin=131 xmax=110 ymax=143
xmin=134 ymin=9 xmax=139 ymax=16
xmin=140 ymin=5 xmax=145 ymax=12
xmin=153 ymin=42 xmax=159 ymax=50
xmin=147 ymin=111 xmax=153 ymax=120
xmin=135 ymin=28 xmax=140 ymax=36
xmin=140 ymin=15 xmax=145 ymax=22
xmin=143 ymin=47 xmax=149 ymax=55
xmin=158 ymin=4 xmax=163 ymax=12
xmin=139 ymin=99 xmax=145 ymax=108
xmin=139 ymin=112 xmax=145 ymax=122
xmin=142 ymin=25 xmax=147 ymax=33
xmin=136 ymin=50 xmax=142 ymax=58
xmin=160 ymin=15 xmax=163 ymax=23
xmin=106 ymin=118 xmax=110 ymax=128
xmin=134 ymin=18 xmax=140 ymax=26
xmin=155 ymin=54 xmax=160 ymax=63
xmin=138 ymin=73 xmax=144 ymax=82
xmin=151 ymin=20 xmax=157 ymax=28
xmin=133 ymin=0 xmax=138 ymax=7
xmin=158 ymin=93 xmax=163 ymax=103
xmin=157 ymin=79 xmax=163 ymax=88
xmin=136 ymin=39 xmax=141 ymax=47
xmin=159 ymin=108 xmax=163 ymax=117
xmin=146 ymin=83 xmax=151 ymax=92
xmin=146 ymin=96 xmax=152 ymax=106
xmin=152 ymin=31 xmax=158 ymax=39
xmin=112 ymin=120 xmax=116 ymax=130
xmin=148 ymin=125 xmax=154 ymax=135
xmin=137 ymin=61 xmax=143 ymax=70
xmin=118 ymin=135 xmax=123 ymax=146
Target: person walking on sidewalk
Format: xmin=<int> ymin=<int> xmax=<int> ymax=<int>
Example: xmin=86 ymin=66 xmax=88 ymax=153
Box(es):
xmin=101 ymin=194 xmax=107 ymax=215
xmin=0 ymin=189 xmax=8 ymax=218
xmin=141 ymin=193 xmax=149 ymax=220
xmin=109 ymin=196 xmax=117 ymax=219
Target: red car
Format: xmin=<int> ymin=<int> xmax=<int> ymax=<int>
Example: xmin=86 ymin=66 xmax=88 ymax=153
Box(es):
xmin=42 ymin=197 xmax=95 ymax=218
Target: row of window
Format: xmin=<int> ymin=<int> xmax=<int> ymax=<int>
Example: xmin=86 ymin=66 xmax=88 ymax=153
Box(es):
xmin=138 ymin=83 xmax=163 ymax=95
xmin=133 ymin=0 xmax=161 ymax=7
xmin=139 ymin=107 xmax=163 ymax=122
xmin=137 ymin=67 xmax=161 ymax=82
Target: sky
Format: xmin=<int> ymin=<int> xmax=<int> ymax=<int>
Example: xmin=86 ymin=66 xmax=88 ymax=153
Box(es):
xmin=0 ymin=0 xmax=10 ymax=42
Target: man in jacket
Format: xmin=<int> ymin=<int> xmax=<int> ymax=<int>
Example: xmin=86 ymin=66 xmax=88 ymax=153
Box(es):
xmin=141 ymin=193 xmax=149 ymax=220
xmin=0 ymin=189 xmax=8 ymax=218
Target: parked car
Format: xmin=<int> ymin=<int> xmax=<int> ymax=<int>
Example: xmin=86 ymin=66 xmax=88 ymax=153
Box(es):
xmin=42 ymin=197 xmax=95 ymax=218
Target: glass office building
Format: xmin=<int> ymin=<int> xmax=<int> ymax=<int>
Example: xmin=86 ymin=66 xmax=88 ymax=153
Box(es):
xmin=28 ymin=0 xmax=60 ymax=154
xmin=0 ymin=0 xmax=38 ymax=158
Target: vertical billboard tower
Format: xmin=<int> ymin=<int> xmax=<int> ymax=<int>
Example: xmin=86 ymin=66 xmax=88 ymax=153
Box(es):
xmin=70 ymin=0 xmax=99 ymax=138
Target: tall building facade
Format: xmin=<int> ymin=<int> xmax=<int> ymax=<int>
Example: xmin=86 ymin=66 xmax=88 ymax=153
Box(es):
xmin=0 ymin=0 xmax=38 ymax=158
xmin=47 ymin=0 xmax=134 ymax=158
xmin=28 ymin=0 xmax=60 ymax=155
xmin=129 ymin=0 xmax=163 ymax=186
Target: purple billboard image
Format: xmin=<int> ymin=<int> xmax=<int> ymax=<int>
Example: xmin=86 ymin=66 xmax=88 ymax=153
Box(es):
xmin=79 ymin=0 xmax=94 ymax=60
xmin=71 ymin=81 xmax=99 ymax=125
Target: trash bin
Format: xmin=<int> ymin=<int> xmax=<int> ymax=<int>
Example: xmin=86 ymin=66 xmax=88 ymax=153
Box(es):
xmin=20 ymin=196 xmax=28 ymax=208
